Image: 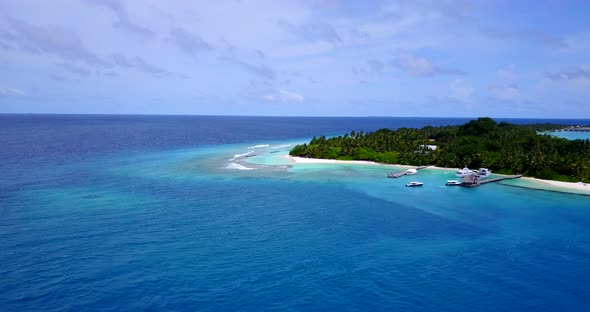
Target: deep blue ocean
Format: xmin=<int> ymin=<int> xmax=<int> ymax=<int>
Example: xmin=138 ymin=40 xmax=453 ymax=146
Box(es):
xmin=2 ymin=114 xmax=590 ymax=312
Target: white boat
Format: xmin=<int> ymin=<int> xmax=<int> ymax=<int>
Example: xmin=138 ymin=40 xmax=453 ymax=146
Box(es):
xmin=406 ymin=181 xmax=424 ymax=187
xmin=405 ymin=168 xmax=418 ymax=175
xmin=477 ymin=168 xmax=492 ymax=178
xmin=455 ymin=167 xmax=474 ymax=178
xmin=445 ymin=180 xmax=462 ymax=186
xmin=387 ymin=168 xmax=418 ymax=178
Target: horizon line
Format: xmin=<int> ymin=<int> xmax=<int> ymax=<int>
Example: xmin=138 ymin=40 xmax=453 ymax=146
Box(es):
xmin=1 ymin=112 xmax=589 ymax=120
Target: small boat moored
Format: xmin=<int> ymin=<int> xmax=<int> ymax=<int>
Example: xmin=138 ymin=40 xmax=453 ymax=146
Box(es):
xmin=388 ymin=168 xmax=418 ymax=178
xmin=455 ymin=167 xmax=474 ymax=178
xmin=477 ymin=168 xmax=492 ymax=178
xmin=445 ymin=180 xmax=462 ymax=186
xmin=406 ymin=181 xmax=424 ymax=187
xmin=405 ymin=168 xmax=418 ymax=175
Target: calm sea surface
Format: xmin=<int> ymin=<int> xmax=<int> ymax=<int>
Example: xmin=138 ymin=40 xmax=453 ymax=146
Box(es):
xmin=1 ymin=114 xmax=590 ymax=312
xmin=545 ymin=131 xmax=590 ymax=141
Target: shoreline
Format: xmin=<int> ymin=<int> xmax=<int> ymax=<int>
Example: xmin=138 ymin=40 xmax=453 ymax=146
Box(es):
xmin=288 ymin=155 xmax=402 ymax=167
xmin=287 ymin=155 xmax=590 ymax=194
xmin=520 ymin=177 xmax=590 ymax=193
xmin=287 ymin=155 xmax=455 ymax=170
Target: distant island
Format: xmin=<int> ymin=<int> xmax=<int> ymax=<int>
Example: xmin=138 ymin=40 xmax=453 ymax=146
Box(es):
xmin=289 ymin=118 xmax=590 ymax=183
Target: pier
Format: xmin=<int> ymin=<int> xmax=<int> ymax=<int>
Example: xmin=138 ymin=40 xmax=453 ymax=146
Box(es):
xmin=387 ymin=166 xmax=428 ymax=178
xmin=459 ymin=175 xmax=522 ymax=187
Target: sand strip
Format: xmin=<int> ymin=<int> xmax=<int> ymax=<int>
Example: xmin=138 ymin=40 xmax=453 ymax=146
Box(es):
xmin=287 ymin=156 xmax=590 ymax=193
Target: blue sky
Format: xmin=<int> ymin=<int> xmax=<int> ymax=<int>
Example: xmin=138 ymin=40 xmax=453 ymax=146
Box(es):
xmin=0 ymin=0 xmax=589 ymax=117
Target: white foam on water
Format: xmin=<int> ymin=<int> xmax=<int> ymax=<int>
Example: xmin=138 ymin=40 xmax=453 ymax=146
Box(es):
xmin=248 ymin=144 xmax=270 ymax=149
xmin=229 ymin=151 xmax=255 ymax=161
xmin=223 ymin=162 xmax=256 ymax=171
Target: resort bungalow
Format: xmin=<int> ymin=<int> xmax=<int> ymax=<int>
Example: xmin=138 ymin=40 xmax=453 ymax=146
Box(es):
xmin=418 ymin=144 xmax=438 ymax=151
xmin=415 ymin=144 xmax=438 ymax=155
xmin=461 ymin=174 xmax=480 ymax=187
xmin=565 ymin=126 xmax=590 ymax=132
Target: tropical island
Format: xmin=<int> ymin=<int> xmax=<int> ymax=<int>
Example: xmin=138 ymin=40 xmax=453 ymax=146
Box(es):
xmin=289 ymin=118 xmax=590 ymax=183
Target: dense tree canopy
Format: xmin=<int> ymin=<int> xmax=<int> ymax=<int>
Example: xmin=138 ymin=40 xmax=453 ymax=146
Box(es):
xmin=289 ymin=118 xmax=590 ymax=182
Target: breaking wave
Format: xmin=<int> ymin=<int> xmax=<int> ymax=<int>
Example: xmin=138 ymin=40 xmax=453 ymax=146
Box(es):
xmin=223 ymin=163 xmax=256 ymax=171
xmin=248 ymin=144 xmax=270 ymax=149
xmin=229 ymin=151 xmax=255 ymax=161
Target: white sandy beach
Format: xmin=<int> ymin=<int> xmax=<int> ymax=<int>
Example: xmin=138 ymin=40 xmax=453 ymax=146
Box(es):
xmin=286 ymin=156 xmax=590 ymax=194
xmin=288 ymin=155 xmax=399 ymax=166
xmin=522 ymin=177 xmax=590 ymax=192
xmin=287 ymin=155 xmax=453 ymax=170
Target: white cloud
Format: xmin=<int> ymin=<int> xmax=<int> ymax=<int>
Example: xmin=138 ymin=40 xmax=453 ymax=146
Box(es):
xmin=111 ymin=54 xmax=169 ymax=76
xmin=0 ymin=0 xmax=587 ymax=116
xmin=392 ymin=52 xmax=435 ymax=76
xmin=280 ymin=21 xmax=341 ymax=44
xmin=496 ymin=65 xmax=516 ymax=81
xmin=449 ymin=79 xmax=473 ymax=103
xmin=2 ymin=18 xmax=105 ymax=66
xmin=492 ymin=66 xmax=526 ymax=103
xmin=492 ymin=85 xmax=524 ymax=102
xmin=169 ymin=27 xmax=213 ymax=57
xmin=546 ymin=65 xmax=590 ymax=89
xmin=82 ymin=0 xmax=155 ymax=39
xmin=0 ymin=87 xmax=25 ymax=96
xmin=391 ymin=52 xmax=464 ymax=77
xmin=563 ymin=32 xmax=590 ymax=52
xmin=262 ymin=90 xmax=305 ymax=103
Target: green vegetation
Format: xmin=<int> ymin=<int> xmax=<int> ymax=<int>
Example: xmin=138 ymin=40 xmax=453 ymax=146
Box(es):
xmin=289 ymin=118 xmax=590 ymax=183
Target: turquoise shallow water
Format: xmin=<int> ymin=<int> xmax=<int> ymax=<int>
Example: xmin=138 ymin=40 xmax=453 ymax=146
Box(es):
xmin=2 ymin=115 xmax=590 ymax=311
xmin=543 ymin=131 xmax=590 ymax=141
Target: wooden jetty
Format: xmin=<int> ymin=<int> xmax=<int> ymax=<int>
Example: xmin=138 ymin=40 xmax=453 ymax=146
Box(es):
xmin=387 ymin=166 xmax=428 ymax=178
xmin=459 ymin=174 xmax=522 ymax=187
xmin=388 ymin=171 xmax=409 ymax=178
